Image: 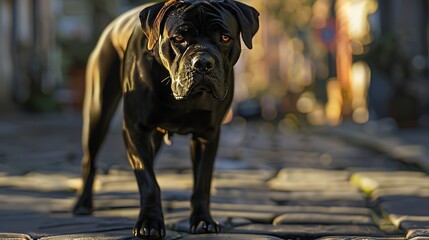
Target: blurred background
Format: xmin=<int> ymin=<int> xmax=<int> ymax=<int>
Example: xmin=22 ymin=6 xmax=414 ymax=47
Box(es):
xmin=0 ymin=0 xmax=428 ymax=130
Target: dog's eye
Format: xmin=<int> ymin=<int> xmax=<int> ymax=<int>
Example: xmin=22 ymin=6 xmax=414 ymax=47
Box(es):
xmin=172 ymin=35 xmax=185 ymax=43
xmin=220 ymin=35 xmax=231 ymax=43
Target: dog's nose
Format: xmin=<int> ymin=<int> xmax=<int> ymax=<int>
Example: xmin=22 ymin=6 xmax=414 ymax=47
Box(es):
xmin=192 ymin=54 xmax=215 ymax=73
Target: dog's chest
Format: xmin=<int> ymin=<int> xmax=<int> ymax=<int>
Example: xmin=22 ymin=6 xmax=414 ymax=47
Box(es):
xmin=154 ymin=107 xmax=216 ymax=134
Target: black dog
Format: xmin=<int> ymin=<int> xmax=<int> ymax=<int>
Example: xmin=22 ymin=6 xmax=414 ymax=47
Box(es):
xmin=73 ymin=0 xmax=259 ymax=239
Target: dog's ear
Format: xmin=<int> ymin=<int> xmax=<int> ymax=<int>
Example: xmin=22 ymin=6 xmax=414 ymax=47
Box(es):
xmin=226 ymin=1 xmax=260 ymax=49
xmin=140 ymin=0 xmax=177 ymax=50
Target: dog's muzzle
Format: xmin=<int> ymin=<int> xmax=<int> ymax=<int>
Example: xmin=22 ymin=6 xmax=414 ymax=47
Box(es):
xmin=189 ymin=53 xmax=216 ymax=95
xmin=172 ymin=53 xmax=225 ymax=101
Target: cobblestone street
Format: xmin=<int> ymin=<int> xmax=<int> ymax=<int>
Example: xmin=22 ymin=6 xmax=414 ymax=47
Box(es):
xmin=0 ymin=113 xmax=428 ymax=240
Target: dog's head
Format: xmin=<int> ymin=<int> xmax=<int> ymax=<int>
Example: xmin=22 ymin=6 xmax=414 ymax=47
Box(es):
xmin=140 ymin=0 xmax=259 ymax=101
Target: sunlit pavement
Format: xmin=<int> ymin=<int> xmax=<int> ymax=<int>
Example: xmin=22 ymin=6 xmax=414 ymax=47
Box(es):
xmin=0 ymin=113 xmax=428 ymax=240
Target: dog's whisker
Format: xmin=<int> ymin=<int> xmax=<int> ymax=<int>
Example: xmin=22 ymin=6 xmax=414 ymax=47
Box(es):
xmin=161 ymin=76 xmax=171 ymax=83
xmin=161 ymin=76 xmax=171 ymax=85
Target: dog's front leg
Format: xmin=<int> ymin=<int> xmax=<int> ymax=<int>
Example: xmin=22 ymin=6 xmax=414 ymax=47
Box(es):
xmin=123 ymin=120 xmax=165 ymax=239
xmin=189 ymin=130 xmax=221 ymax=234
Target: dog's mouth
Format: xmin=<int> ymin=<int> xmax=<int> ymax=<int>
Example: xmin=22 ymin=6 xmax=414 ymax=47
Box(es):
xmin=171 ymin=71 xmax=226 ymax=101
xmin=189 ymin=84 xmax=213 ymax=95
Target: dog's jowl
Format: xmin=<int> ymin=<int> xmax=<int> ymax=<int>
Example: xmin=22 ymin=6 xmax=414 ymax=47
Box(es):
xmin=73 ymin=0 xmax=259 ymax=239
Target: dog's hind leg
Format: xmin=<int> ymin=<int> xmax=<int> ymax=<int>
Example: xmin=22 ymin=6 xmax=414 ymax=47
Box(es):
xmin=73 ymin=30 xmax=122 ymax=215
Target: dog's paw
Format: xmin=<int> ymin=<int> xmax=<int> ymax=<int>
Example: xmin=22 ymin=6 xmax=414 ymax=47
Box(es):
xmin=133 ymin=218 xmax=166 ymax=240
xmin=190 ymin=219 xmax=221 ymax=234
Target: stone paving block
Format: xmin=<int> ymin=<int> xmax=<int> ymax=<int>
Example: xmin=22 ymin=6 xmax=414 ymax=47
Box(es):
xmin=157 ymin=173 xmax=194 ymax=191
xmin=350 ymin=171 xmax=428 ymax=195
xmin=94 ymin=191 xmax=140 ymax=201
xmin=155 ymin=156 xmax=193 ymax=171
xmin=168 ymin=201 xmax=286 ymax=216
xmin=275 ymin=200 xmax=368 ymax=208
xmin=154 ymin=153 xmax=193 ymax=171
xmin=401 ymin=219 xmax=429 ymax=230
xmin=372 ymin=187 xmax=429 ymax=202
xmin=274 ymin=168 xmax=351 ymax=181
xmin=160 ymin=190 xmax=192 ymax=202
xmin=211 ymin=210 xmax=277 ymax=223
xmin=214 ymin=187 xmax=290 ymax=198
xmin=0 ymin=190 xmax=74 ymax=213
xmin=379 ymin=196 xmax=429 ymax=228
xmin=180 ymin=233 xmax=284 ymax=240
xmin=165 ymin=209 xmax=276 ymax=224
xmin=244 ymin=138 xmax=277 ymax=151
xmin=164 ymin=210 xmax=190 ymax=222
xmin=278 ymin=206 xmax=373 ymax=216
xmin=1 ymin=142 xmax=80 ymax=175
xmin=212 ymin=189 xmax=276 ymax=205
xmin=169 ymin=201 xmax=374 ymax=216
xmin=217 ymin=143 xmax=243 ymax=156
xmin=273 ymin=212 xmax=375 ymax=225
xmin=213 ymin=178 xmax=268 ymax=190
xmin=0 ymin=164 xmax=28 ymax=176
xmin=37 ymin=216 xmax=135 ymax=235
xmin=272 ymin=191 xmax=367 ymax=208
xmin=317 ymin=237 xmax=403 ymax=240
xmin=240 ymin=149 xmax=293 ymax=163
xmin=268 ymin=168 xmax=359 ymax=194
xmin=323 ymin=146 xmax=374 ymax=156
xmin=271 ymin=190 xmax=364 ymax=201
xmin=274 ymin=137 xmax=328 ymax=152
xmin=339 ymin=157 xmax=408 ymax=171
xmin=212 ymin=194 xmax=274 ymax=205
xmin=0 ymin=173 xmax=78 ymax=193
xmin=94 ymin=208 xmax=139 ymax=219
xmin=353 ymin=171 xmax=426 ymax=178
xmin=40 ymin=233 xmax=137 ymax=240
xmin=214 ymin=156 xmax=268 ymax=171
xmin=305 ymin=140 xmax=367 ymax=156
xmin=96 ymin=173 xmax=135 ymax=183
xmin=383 ymin=196 xmax=429 ymax=217
xmin=0 ymin=233 xmax=32 ymax=240
xmin=229 ymin=224 xmax=385 ymax=239
xmin=95 ymin=198 xmax=140 ymax=210
xmin=96 ymin=171 xmax=194 ymax=193
xmin=3 ymin=114 xmax=429 ymax=239
xmin=96 ymin=181 xmax=137 ymax=193
xmin=166 ymin=216 xmax=252 ymax=233
xmin=409 ymin=237 xmax=429 ymax=240
xmin=39 ymin=230 xmax=182 ymax=240
xmin=267 ymin=159 xmax=332 ymax=170
xmin=269 ymin=180 xmax=358 ymax=192
xmin=0 ymin=210 xmax=51 ymax=233
xmin=407 ymin=229 xmax=429 ymax=239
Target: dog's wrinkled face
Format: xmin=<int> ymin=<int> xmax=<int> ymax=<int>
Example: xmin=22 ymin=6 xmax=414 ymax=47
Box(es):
xmin=140 ymin=0 xmax=259 ymax=101
xmin=159 ymin=4 xmax=240 ymax=100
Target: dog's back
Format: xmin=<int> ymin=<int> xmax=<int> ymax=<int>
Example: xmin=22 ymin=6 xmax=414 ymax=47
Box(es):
xmin=87 ymin=5 xmax=146 ymax=73
xmin=108 ymin=6 xmax=147 ymax=59
xmin=83 ymin=5 xmax=147 ymax=119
